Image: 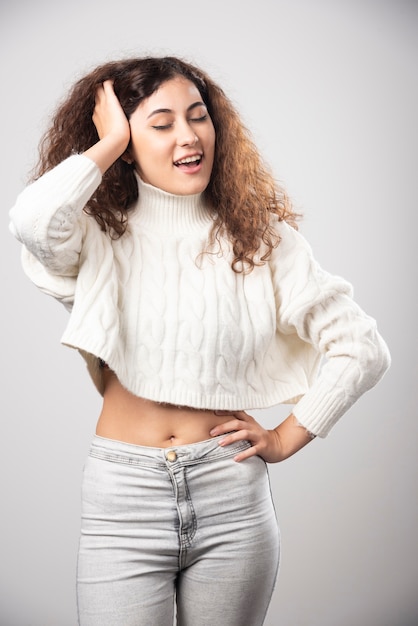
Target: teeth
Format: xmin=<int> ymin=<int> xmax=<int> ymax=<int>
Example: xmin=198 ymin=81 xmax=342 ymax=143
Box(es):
xmin=175 ymin=155 xmax=201 ymax=165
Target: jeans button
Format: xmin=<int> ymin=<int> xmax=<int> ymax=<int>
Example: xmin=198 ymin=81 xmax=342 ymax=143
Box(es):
xmin=166 ymin=450 xmax=177 ymax=462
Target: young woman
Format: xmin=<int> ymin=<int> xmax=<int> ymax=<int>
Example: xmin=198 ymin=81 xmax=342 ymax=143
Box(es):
xmin=9 ymin=56 xmax=390 ymax=626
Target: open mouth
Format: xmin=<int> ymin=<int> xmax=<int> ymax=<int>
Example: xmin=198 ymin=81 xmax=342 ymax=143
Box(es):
xmin=174 ymin=155 xmax=202 ymax=167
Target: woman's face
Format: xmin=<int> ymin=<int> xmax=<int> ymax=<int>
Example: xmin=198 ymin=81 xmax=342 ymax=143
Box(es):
xmin=128 ymin=77 xmax=216 ymax=195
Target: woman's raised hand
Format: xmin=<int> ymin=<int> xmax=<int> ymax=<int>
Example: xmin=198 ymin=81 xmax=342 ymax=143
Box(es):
xmin=84 ymin=80 xmax=132 ymax=174
xmin=92 ymin=80 xmax=130 ymax=146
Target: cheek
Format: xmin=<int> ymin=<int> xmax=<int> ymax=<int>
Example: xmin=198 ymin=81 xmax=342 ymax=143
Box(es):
xmin=207 ymin=129 xmax=216 ymax=158
xmin=142 ymin=138 xmax=173 ymax=162
xmin=207 ymin=139 xmax=216 ymax=167
xmin=132 ymin=141 xmax=166 ymax=172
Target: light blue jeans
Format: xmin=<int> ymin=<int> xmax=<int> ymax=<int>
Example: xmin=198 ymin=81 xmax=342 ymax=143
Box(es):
xmin=77 ymin=434 xmax=280 ymax=626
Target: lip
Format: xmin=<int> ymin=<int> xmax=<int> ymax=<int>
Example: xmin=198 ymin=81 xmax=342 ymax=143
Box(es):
xmin=174 ymin=160 xmax=204 ymax=176
xmin=173 ymin=152 xmax=203 ymax=166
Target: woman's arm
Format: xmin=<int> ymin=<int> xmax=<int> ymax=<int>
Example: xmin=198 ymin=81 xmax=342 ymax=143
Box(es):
xmin=270 ymin=220 xmax=391 ymax=437
xmin=210 ymin=221 xmax=390 ymax=462
xmin=9 ymin=82 xmax=131 ymax=280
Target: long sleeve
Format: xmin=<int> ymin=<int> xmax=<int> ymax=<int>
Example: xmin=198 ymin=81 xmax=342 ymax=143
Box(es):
xmin=9 ymin=155 xmax=102 ymax=307
xmin=270 ymin=219 xmax=391 ymax=436
xmin=9 ymin=155 xmax=102 ymax=275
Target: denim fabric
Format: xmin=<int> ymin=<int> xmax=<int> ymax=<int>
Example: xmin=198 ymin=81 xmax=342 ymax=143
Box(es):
xmin=77 ymin=435 xmax=280 ymax=626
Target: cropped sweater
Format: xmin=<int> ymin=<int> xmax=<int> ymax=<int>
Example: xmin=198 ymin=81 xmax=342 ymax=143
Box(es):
xmin=9 ymin=155 xmax=390 ymax=437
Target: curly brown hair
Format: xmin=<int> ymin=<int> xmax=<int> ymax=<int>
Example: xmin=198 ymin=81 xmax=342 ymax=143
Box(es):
xmin=34 ymin=56 xmax=298 ymax=272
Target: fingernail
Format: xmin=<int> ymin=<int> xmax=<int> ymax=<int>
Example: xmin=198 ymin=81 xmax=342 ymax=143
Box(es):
xmin=210 ymin=429 xmax=217 ymax=436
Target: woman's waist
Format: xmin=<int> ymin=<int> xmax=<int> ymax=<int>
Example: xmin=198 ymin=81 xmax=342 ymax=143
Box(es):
xmin=96 ymin=371 xmax=231 ymax=447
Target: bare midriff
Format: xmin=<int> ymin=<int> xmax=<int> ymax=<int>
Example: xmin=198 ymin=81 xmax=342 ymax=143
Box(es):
xmin=95 ymin=368 xmax=232 ymax=448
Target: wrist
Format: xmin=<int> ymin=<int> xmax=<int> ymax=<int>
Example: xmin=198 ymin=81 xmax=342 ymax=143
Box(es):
xmin=273 ymin=413 xmax=315 ymax=461
xmin=84 ymin=134 xmax=130 ymax=174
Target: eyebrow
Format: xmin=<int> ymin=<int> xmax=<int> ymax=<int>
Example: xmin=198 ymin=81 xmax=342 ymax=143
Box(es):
xmin=147 ymin=101 xmax=206 ymax=119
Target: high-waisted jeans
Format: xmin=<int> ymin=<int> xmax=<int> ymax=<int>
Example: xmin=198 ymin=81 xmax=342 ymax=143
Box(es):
xmin=77 ymin=434 xmax=280 ymax=626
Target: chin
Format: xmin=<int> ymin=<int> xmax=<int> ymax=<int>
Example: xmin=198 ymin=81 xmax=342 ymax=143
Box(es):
xmin=168 ymin=180 xmax=209 ymax=196
xmin=183 ymin=184 xmax=208 ymax=196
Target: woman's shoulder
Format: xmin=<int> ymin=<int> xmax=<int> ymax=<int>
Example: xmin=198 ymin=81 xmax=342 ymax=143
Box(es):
xmin=268 ymin=215 xmax=312 ymax=261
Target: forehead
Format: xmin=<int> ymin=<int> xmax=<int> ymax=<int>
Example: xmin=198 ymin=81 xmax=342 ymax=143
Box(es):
xmin=138 ymin=77 xmax=203 ymax=115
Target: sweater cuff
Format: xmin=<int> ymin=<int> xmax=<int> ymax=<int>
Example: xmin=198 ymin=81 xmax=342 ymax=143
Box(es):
xmin=292 ymin=376 xmax=352 ymax=438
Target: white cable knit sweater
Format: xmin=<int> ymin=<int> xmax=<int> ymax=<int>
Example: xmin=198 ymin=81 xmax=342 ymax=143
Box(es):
xmin=9 ymin=155 xmax=390 ymax=437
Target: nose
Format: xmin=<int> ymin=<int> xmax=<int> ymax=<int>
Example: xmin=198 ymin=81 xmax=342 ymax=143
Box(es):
xmin=176 ymin=120 xmax=198 ymax=146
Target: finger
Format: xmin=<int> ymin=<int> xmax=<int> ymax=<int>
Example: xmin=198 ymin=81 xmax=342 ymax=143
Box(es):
xmin=233 ymin=445 xmax=259 ymax=463
xmin=214 ymin=410 xmax=250 ymax=421
xmin=234 ymin=410 xmax=250 ymax=419
xmin=94 ymin=80 xmax=113 ymax=101
xmin=218 ymin=428 xmax=252 ymax=448
xmin=210 ymin=419 xmax=241 ymax=437
xmin=101 ymin=78 xmax=114 ymax=88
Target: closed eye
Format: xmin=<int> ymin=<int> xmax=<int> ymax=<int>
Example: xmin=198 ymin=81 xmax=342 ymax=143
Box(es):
xmin=152 ymin=115 xmax=208 ymax=130
xmin=190 ymin=114 xmax=208 ymax=123
xmin=151 ymin=123 xmax=173 ymax=130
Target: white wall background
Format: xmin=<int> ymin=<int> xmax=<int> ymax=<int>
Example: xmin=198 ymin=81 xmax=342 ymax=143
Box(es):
xmin=1 ymin=0 xmax=416 ymax=624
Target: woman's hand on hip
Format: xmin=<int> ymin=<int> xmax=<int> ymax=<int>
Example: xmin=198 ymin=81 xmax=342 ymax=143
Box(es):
xmin=210 ymin=410 xmax=315 ymax=463
xmin=210 ymin=411 xmax=284 ymax=463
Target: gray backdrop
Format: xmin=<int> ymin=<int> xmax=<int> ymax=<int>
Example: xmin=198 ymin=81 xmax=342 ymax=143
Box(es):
xmin=1 ymin=0 xmax=417 ymax=624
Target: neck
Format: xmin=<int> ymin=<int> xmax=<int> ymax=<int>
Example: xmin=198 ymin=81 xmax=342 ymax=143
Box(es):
xmin=132 ymin=173 xmax=213 ymax=235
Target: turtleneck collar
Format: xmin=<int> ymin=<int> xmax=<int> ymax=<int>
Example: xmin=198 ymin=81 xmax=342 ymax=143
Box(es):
xmin=131 ymin=171 xmax=214 ymax=236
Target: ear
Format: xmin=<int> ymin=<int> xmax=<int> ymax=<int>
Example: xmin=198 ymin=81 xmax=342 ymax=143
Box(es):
xmin=121 ymin=151 xmax=134 ymax=165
